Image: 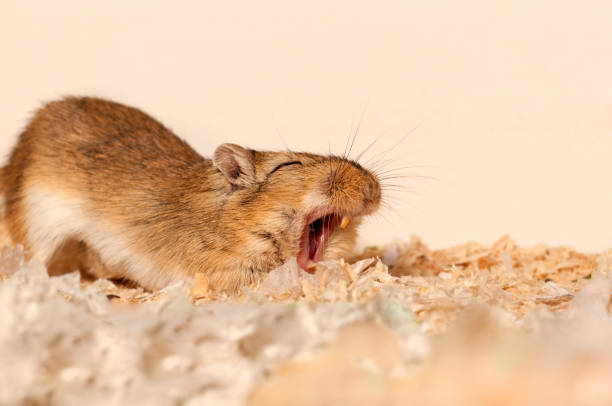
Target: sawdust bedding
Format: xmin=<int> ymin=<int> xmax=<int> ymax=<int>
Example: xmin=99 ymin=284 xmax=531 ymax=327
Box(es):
xmin=0 ymin=225 xmax=611 ymax=405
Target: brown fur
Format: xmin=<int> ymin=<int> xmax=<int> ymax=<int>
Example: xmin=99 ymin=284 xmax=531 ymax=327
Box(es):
xmin=1 ymin=97 xmax=381 ymax=291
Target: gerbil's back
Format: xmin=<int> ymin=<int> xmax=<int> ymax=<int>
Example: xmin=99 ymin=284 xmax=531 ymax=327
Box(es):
xmin=2 ymin=97 xmax=215 ymax=287
xmin=6 ymin=97 xmax=204 ymax=190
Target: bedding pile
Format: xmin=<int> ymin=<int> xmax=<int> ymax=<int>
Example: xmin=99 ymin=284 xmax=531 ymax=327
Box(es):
xmin=0 ymin=235 xmax=610 ymax=406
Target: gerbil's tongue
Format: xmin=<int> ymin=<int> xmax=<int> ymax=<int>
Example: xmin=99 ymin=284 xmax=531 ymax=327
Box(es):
xmin=297 ymin=214 xmax=343 ymax=273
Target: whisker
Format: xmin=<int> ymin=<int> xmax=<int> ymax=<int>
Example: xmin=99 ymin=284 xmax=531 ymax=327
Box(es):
xmin=347 ymin=97 xmax=370 ymax=160
xmin=343 ymin=119 xmax=355 ymax=159
xmin=346 ymin=113 xmax=363 ymax=160
xmin=360 ymin=121 xmax=423 ymax=167
xmin=354 ymin=126 xmax=404 ymax=164
xmin=380 ymin=183 xmax=424 ymax=190
xmin=335 ymin=100 xmax=371 ymax=182
xmin=378 ymin=174 xmax=439 ymax=182
xmin=273 ymin=119 xmax=291 ymax=152
xmin=379 ymin=193 xmax=424 ymax=216
xmin=374 ymin=164 xmax=434 ymax=174
xmin=354 ymin=136 xmax=381 ymax=163
xmin=367 ymin=157 xmax=405 ymax=174
xmin=371 ymin=210 xmax=395 ymax=228
xmin=380 ymin=185 xmax=424 ymax=194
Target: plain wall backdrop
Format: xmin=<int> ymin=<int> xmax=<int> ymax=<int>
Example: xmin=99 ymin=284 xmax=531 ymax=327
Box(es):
xmin=2 ymin=0 xmax=611 ymax=252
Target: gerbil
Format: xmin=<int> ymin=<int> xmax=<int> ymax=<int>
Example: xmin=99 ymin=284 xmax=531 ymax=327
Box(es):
xmin=0 ymin=97 xmax=381 ymax=291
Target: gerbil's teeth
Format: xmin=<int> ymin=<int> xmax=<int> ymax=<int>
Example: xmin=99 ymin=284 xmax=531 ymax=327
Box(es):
xmin=307 ymin=261 xmax=318 ymax=271
xmin=340 ymin=216 xmax=351 ymax=229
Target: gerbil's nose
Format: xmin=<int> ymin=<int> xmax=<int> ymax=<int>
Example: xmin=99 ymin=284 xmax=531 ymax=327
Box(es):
xmin=363 ymin=171 xmax=382 ymax=211
xmin=327 ymin=161 xmax=381 ymax=215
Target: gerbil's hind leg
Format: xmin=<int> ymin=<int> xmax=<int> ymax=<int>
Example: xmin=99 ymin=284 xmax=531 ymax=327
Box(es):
xmin=46 ymin=238 xmax=126 ymax=280
xmin=25 ymin=230 xmax=68 ymax=268
xmin=46 ymin=238 xmax=84 ymax=276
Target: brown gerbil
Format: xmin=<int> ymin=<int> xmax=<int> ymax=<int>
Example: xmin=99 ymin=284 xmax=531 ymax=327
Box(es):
xmin=0 ymin=97 xmax=381 ymax=291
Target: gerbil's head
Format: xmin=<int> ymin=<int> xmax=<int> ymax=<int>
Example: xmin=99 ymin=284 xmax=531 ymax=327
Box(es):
xmin=212 ymin=143 xmax=381 ymax=281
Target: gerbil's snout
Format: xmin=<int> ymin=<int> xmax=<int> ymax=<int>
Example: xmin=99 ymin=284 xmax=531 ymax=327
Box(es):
xmin=296 ymin=158 xmax=381 ymax=272
xmin=325 ymin=158 xmax=382 ymax=216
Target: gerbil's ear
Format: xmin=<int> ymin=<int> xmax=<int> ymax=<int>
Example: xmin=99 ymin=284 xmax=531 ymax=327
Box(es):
xmin=213 ymin=143 xmax=257 ymax=187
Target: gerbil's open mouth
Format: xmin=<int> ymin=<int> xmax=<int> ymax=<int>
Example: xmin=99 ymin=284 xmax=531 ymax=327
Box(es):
xmin=297 ymin=213 xmax=351 ymax=273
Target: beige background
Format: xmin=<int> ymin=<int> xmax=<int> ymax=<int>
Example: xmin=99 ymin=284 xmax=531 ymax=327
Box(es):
xmin=1 ymin=0 xmax=611 ymax=252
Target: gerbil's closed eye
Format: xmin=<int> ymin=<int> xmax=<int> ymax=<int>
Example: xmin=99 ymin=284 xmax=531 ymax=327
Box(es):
xmin=267 ymin=161 xmax=303 ymax=176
